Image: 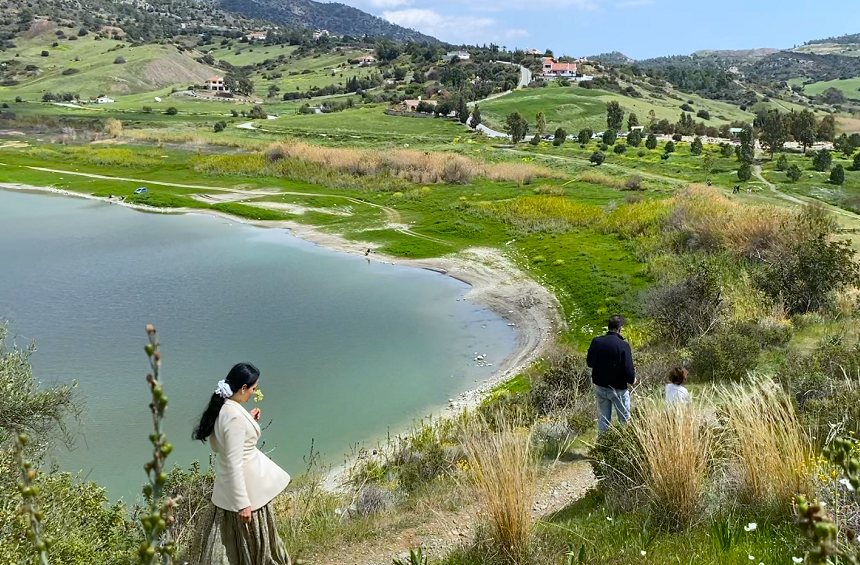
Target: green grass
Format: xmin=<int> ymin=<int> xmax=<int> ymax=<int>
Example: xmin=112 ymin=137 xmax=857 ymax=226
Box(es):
xmin=802 ymin=76 xmax=860 ymax=100
xmin=479 ymin=85 xmax=755 ymax=135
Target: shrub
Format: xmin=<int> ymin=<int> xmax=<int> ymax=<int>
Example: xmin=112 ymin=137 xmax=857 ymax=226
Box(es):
xmin=41 ymin=50 xmax=49 ymax=57
xmin=672 ymin=133 xmax=682 ymax=142
xmin=577 ymin=128 xmax=592 ymax=145
xmin=787 ymin=164 xmax=802 ymax=182
xmin=231 ymin=109 xmax=239 ymax=117
xmin=613 ymin=143 xmax=627 ymax=154
xmin=602 ymin=129 xmax=617 ymax=145
xmin=528 ymin=133 xmax=540 ymax=146
xmin=813 ymin=149 xmax=832 ymax=172
xmin=776 ymin=154 xmax=789 ymax=171
xmin=665 ymin=140 xmax=676 ymax=153
xmin=696 ymin=109 xmax=710 ymax=120
xmin=690 ymin=329 xmax=762 ymax=381
xmin=628 ymin=129 xmax=642 ymax=147
xmin=165 ymin=107 xmax=178 ymax=115
xmin=830 ymin=164 xmax=845 ymax=185
xmin=637 ymin=149 xmax=646 ymax=157
xmin=552 ymin=127 xmax=567 ymax=146
xmin=61 ymin=68 xmax=79 ymax=75
xmin=854 ymin=152 xmax=860 ymax=171
xmin=141 ymin=106 xmax=152 ymax=113
xmin=114 ymin=56 xmax=126 ymax=64
xmin=624 ymin=175 xmax=643 ymax=190
xmin=356 ymin=484 xmax=389 ymax=517
xmin=103 ymin=118 xmax=122 ymax=137
xmin=529 ymin=345 xmax=589 ymax=415
xmin=589 ymin=425 xmax=645 ymax=512
xmin=599 ymin=143 xmax=609 ymax=151
xmin=15 ymin=96 xmax=22 ymax=103
xmin=691 ymin=136 xmax=702 ymax=155
xmin=645 ymin=133 xmax=658 ymax=149
xmin=463 ymin=416 xmax=537 ymax=564
xmin=248 ymin=104 xmax=267 ymax=119
xmin=630 ymin=399 xmax=715 ymax=529
xmin=590 ymin=151 xmax=605 ymax=165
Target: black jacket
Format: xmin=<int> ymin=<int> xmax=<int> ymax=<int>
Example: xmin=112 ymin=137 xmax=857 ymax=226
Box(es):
xmin=587 ymin=332 xmax=636 ymax=390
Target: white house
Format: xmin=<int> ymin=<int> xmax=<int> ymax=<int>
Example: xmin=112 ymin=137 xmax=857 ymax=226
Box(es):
xmin=206 ymin=76 xmax=228 ymax=92
xmin=246 ymin=31 xmax=267 ymax=41
xmin=541 ymin=56 xmax=577 ymax=77
xmin=96 ymin=95 xmax=114 ymax=104
xmin=445 ymin=50 xmax=470 ymax=61
xmin=358 ymin=55 xmax=376 ymax=66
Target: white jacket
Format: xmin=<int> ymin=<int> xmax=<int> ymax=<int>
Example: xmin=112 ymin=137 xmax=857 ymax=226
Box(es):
xmin=210 ymin=399 xmax=291 ymax=512
xmin=665 ymin=383 xmax=691 ymax=405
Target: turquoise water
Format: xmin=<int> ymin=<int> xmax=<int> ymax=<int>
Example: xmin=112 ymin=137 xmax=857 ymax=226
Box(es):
xmin=0 ymin=189 xmax=517 ymax=500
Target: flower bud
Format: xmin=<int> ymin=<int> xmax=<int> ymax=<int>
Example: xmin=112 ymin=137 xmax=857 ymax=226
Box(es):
xmin=145 ymin=344 xmax=154 ymax=356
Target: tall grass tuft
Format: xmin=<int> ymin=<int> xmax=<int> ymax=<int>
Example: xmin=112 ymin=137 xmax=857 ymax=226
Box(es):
xmin=720 ymin=378 xmax=813 ymax=510
xmin=629 ymin=397 xmax=715 ymax=530
xmin=462 ymin=415 xmax=538 ymax=564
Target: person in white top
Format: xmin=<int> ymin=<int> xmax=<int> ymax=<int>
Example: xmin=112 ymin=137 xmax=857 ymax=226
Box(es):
xmin=189 ymin=363 xmax=292 ymax=565
xmin=665 ymin=366 xmax=691 ymax=405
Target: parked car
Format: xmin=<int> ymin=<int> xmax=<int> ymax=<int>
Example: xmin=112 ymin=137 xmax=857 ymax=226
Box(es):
xmin=134 ymin=187 xmax=147 ymax=194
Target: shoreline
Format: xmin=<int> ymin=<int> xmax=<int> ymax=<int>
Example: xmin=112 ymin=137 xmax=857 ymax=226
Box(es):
xmin=0 ymin=182 xmax=563 ymax=481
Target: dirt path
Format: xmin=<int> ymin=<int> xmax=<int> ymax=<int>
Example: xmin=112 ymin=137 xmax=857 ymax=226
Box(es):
xmin=753 ymin=164 xmax=805 ymax=205
xmin=315 ymin=460 xmax=595 ymax=565
xmin=19 ymin=165 xmax=450 ymax=244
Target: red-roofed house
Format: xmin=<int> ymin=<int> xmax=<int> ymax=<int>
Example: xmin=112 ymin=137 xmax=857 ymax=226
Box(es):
xmin=542 ymin=57 xmax=577 ymax=77
xmin=206 ymin=76 xmax=228 ymax=92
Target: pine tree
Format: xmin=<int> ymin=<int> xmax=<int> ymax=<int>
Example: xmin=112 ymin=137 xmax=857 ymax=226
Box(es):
xmin=645 ymin=134 xmax=658 ymax=150
xmin=506 ymin=112 xmax=529 ymax=144
xmin=691 ymin=137 xmax=703 ymax=155
xmin=536 ymin=111 xmax=546 ymax=135
xmin=627 ymin=112 xmax=639 ymax=131
xmin=787 ymin=164 xmax=802 ymax=182
xmin=577 ymin=128 xmax=592 ymax=145
xmin=468 ymin=105 xmax=482 ymax=128
xmin=759 ymin=109 xmax=788 ymax=157
xmin=606 ymin=101 xmax=624 ymax=131
xmin=776 ymin=154 xmax=789 ymax=171
xmin=553 ymin=127 xmax=567 ymax=146
xmin=738 ymin=162 xmax=752 ymax=182
xmin=665 ymin=140 xmax=675 ymax=153
xmin=812 ymin=149 xmax=832 ymax=172
xmin=456 ymin=96 xmax=469 ymax=124
xmin=831 ymin=164 xmax=845 ymax=185
xmin=627 ymin=130 xmax=642 ymax=147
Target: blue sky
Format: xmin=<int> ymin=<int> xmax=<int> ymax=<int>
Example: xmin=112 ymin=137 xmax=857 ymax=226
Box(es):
xmin=336 ymin=0 xmax=860 ymax=60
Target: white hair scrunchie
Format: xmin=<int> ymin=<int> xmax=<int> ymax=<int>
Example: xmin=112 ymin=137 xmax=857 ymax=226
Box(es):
xmin=215 ymin=380 xmax=233 ymax=399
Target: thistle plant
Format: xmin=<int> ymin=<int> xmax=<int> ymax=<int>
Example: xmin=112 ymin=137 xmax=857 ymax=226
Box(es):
xmin=14 ymin=433 xmax=50 ymax=565
xmin=139 ymin=324 xmax=180 ymax=565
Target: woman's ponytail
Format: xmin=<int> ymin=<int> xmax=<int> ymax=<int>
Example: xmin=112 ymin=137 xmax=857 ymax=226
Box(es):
xmin=192 ymin=362 xmax=260 ymax=442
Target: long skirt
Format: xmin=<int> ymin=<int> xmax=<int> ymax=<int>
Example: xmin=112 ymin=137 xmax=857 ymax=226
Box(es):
xmin=189 ymin=502 xmax=290 ymax=565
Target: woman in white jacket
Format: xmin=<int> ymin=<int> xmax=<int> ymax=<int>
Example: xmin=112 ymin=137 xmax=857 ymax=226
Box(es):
xmin=189 ymin=363 xmax=292 ymax=565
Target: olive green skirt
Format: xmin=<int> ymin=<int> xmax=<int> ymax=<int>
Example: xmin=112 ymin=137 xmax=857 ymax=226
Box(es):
xmin=189 ymin=502 xmax=290 ymax=565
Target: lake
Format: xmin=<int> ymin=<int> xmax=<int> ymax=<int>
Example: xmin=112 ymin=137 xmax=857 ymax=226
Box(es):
xmin=0 ymin=188 xmax=517 ymax=500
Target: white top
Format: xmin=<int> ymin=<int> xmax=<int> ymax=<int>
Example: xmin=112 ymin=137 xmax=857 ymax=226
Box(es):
xmin=210 ymin=399 xmax=291 ymax=511
xmin=665 ymin=383 xmax=691 ymax=404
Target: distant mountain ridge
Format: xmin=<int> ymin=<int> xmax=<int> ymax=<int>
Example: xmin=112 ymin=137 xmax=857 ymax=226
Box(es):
xmin=692 ymin=48 xmax=777 ymax=60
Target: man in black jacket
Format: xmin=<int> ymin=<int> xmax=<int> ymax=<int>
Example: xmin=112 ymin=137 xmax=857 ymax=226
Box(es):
xmin=587 ymin=314 xmax=636 ymax=434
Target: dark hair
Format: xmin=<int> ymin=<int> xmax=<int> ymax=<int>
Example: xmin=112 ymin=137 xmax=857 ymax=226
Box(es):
xmin=608 ymin=314 xmax=626 ymax=331
xmin=669 ymin=366 xmax=688 ymax=385
xmin=192 ymin=363 xmax=260 ymax=442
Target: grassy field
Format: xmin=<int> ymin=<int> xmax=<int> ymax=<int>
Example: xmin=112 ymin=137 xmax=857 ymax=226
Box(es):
xmin=803 ymin=76 xmax=860 ymax=99
xmin=478 ymin=85 xmax=755 ymax=134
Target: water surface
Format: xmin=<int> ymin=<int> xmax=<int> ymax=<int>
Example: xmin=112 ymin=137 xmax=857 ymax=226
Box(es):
xmin=0 ymin=189 xmax=517 ymax=499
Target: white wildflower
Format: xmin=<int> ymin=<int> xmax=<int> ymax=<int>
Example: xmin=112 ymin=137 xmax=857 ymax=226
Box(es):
xmin=640 ymin=550 xmax=646 ymax=556
xmin=793 ymin=557 xmax=804 ymax=564
xmin=748 ymin=556 xmax=755 ymax=561
xmin=839 ymin=478 xmax=856 ymax=491
xmin=744 ymin=522 xmax=757 ymax=532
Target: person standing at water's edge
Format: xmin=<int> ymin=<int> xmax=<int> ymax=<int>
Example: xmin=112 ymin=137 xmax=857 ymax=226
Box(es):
xmin=587 ymin=315 xmax=636 ymax=434
xmin=190 ymin=363 xmax=292 ymax=565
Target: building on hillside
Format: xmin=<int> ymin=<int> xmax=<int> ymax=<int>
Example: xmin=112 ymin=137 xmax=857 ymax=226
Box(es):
xmin=730 ymin=127 xmax=747 ymax=139
xmin=541 ymin=56 xmax=577 ymax=77
xmin=96 ymin=95 xmax=114 ymax=104
xmin=358 ymin=55 xmax=377 ymax=66
xmin=630 ymin=125 xmax=644 ymax=132
xmin=206 ymin=76 xmax=229 ymax=92
xmin=525 ymin=48 xmax=542 ymax=55
xmin=445 ymin=50 xmax=470 ymax=61
xmin=313 ymin=29 xmax=331 ymax=39
xmin=246 ymin=31 xmax=267 ymax=41
xmin=402 ymin=98 xmax=437 ymax=112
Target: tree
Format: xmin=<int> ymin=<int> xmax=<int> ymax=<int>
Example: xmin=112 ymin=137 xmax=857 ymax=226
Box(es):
xmin=536 ymin=111 xmax=546 ymax=135
xmin=506 ymin=112 xmax=529 ymax=144
xmin=703 ymin=153 xmax=716 ymax=174
xmin=812 ymin=149 xmax=832 ymax=172
xmin=738 ymin=162 xmax=752 ymax=181
xmin=602 ymin=129 xmax=617 ymax=145
xmin=40 ymin=50 xmax=49 ymax=57
xmin=225 ymin=72 xmax=254 ymax=97
xmin=606 ymin=101 xmax=624 ymax=131
xmin=696 ymin=109 xmax=710 ymax=120
xmin=736 ymin=126 xmax=754 ymax=165
xmin=776 ymin=154 xmax=789 ymax=171
xmin=854 ymin=152 xmax=860 ymax=172
xmin=787 ymin=164 xmax=802 ymax=182
xmin=627 ymin=130 xmax=642 ymax=147
xmin=590 ymin=151 xmax=605 ymax=165
xmin=614 ymin=143 xmax=627 ymax=154
xmin=456 ymin=96 xmax=469 ymax=124
xmin=759 ymin=109 xmax=789 ymax=157
xmin=248 ymin=105 xmax=267 ymax=119
xmin=213 ymin=121 xmax=226 ymax=132
xmin=577 ymin=128 xmax=592 ymax=145
xmin=113 ymin=56 xmax=126 ymax=64
xmin=627 ymin=112 xmax=639 ymax=131
xmin=469 ymin=105 xmax=482 ymax=128
xmin=553 ymin=127 xmax=567 ymax=147
xmin=820 ymin=87 xmax=846 ymax=105
xmin=665 ymin=140 xmax=675 ymax=153
xmin=645 ymin=133 xmax=658 ymax=150
xmin=790 ymin=109 xmax=816 ymax=153
xmin=529 ymin=133 xmax=541 ymax=146
xmin=691 ymin=137 xmax=703 ymax=155
xmin=165 ymin=107 xmax=178 ymax=115
xmin=834 ymin=134 xmax=860 ymax=158
xmin=831 ymin=164 xmax=845 ymax=185
xmin=817 ymin=114 xmax=837 ymax=141
xmin=15 ymin=96 xmax=22 ymax=103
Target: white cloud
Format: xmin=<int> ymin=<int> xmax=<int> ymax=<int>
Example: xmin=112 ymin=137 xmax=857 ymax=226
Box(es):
xmin=383 ymin=8 xmax=527 ymax=44
xmin=615 ymin=0 xmax=653 ymax=6
xmin=367 ymin=0 xmax=413 ymax=8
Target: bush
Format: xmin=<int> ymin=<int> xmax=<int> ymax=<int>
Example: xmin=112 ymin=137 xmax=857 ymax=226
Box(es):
xmin=613 ymin=143 xmax=627 ymax=154
xmin=854 ymin=152 xmax=860 ymax=171
xmin=831 ymin=164 xmax=845 ymax=185
xmin=787 ymin=164 xmax=802 ymax=182
xmin=812 ymin=149 xmax=832 ymax=172
xmin=589 ymin=425 xmax=644 ymax=512
xmin=637 ymin=149 xmax=646 ymax=157
xmin=690 ymin=329 xmax=762 ymax=381
xmin=15 ymin=96 xmax=22 ymax=103
xmin=624 ymin=175 xmax=643 ymax=190
xmin=61 ymin=68 xmax=79 ymax=75
xmin=672 ymin=133 xmax=682 ymax=142
xmin=665 ymin=141 xmax=676 ymax=153
xmin=552 ymin=127 xmax=567 ymax=146
xmin=602 ymin=129 xmax=617 ymax=145
xmin=599 ymin=143 xmax=609 ymax=151
xmin=528 ymin=133 xmax=540 ymax=146
xmin=141 ymin=106 xmax=152 ymax=113
xmin=103 ymin=118 xmax=122 ymax=137
xmin=776 ymin=154 xmax=789 ymax=171
xmin=41 ymin=50 xmax=49 ymax=57
xmin=627 ymin=129 xmax=642 ymax=147
xmin=691 ymin=137 xmax=702 ymax=155
xmin=248 ymin=104 xmax=267 ymax=119
xmin=213 ymin=121 xmax=226 ymax=133
xmin=529 ymin=345 xmax=589 ymax=415
xmin=231 ymin=109 xmax=239 ymax=117
xmin=696 ymin=109 xmax=710 ymax=120
xmin=645 ymin=133 xmax=658 ymax=149
xmin=644 ymin=266 xmax=724 ymax=347
xmin=165 ymin=107 xmax=178 ymax=115
xmin=590 ymin=151 xmax=605 ymax=165
xmin=114 ymin=56 xmax=126 ymax=64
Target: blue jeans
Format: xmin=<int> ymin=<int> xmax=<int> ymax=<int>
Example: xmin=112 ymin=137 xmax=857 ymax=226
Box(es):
xmin=595 ymin=386 xmax=631 ymax=434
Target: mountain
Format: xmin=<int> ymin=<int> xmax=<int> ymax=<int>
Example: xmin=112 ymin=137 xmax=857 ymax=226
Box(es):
xmin=691 ymin=48 xmax=777 ymax=61
xmin=587 ymin=51 xmax=633 ymax=64
xmin=217 ymin=0 xmax=439 ymax=43
xmin=0 ymin=0 xmax=439 ymax=44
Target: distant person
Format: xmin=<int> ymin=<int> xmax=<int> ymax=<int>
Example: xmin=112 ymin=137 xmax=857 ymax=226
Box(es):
xmin=587 ymin=314 xmax=636 ymax=434
xmin=190 ymin=363 xmax=292 ymax=565
xmin=665 ymin=367 xmax=691 ymax=405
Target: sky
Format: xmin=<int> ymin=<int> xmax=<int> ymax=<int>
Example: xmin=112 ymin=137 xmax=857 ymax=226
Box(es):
xmin=333 ymin=0 xmax=860 ymax=60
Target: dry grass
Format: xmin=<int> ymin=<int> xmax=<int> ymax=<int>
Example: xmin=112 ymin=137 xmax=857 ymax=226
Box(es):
xmin=577 ymin=171 xmax=628 ymax=190
xmin=629 ymin=398 xmax=716 ymax=529
xmin=720 ymin=378 xmax=814 ymax=509
xmin=668 ymin=185 xmax=787 ymax=256
xmin=462 ymin=415 xmax=538 ymax=564
xmin=123 ymin=129 xmax=271 ymax=150
xmin=103 ymin=118 xmax=122 ymax=138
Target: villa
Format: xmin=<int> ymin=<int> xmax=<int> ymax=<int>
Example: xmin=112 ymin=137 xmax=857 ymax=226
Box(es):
xmin=206 ymin=76 xmax=228 ymax=92
xmin=542 ymin=56 xmax=577 ymax=77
